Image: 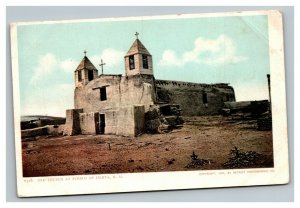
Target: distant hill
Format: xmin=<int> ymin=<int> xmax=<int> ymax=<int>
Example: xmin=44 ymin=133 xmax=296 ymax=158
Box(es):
xmin=21 ymin=115 xmax=66 ymax=122
xmin=21 ymin=115 xmax=66 ymax=130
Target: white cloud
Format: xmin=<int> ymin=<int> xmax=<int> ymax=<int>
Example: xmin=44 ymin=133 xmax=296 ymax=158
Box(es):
xmin=30 ymin=49 xmax=124 ymax=84
xmin=159 ymin=34 xmax=248 ymax=67
xmin=25 ymin=48 xmax=124 ymax=116
xmin=28 ymin=54 xmax=74 ymax=116
xmin=159 ymin=50 xmax=183 ymax=67
xmin=30 ymin=54 xmax=79 ymax=84
xmin=30 ymin=53 xmax=58 ymax=84
xmin=22 ymin=83 xmax=74 ymax=117
xmin=90 ymin=48 xmax=124 ymax=69
xmin=60 ymin=59 xmax=78 ymax=73
xmin=30 ymin=53 xmax=75 ymax=84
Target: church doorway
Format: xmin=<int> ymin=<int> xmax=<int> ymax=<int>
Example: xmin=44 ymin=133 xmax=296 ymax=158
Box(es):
xmin=98 ymin=114 xmax=105 ymax=134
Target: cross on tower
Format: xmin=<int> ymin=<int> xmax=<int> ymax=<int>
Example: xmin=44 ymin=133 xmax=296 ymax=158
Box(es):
xmin=99 ymin=59 xmax=106 ymax=75
xmin=135 ymin=32 xmax=139 ymax=39
xmin=84 ymin=50 xmax=87 ymax=56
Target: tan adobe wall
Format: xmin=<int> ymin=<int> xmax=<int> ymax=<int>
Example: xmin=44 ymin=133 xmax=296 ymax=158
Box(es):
xmin=63 ymin=109 xmax=83 ymax=135
xmin=155 ymin=79 xmax=235 ymax=116
xmin=75 ymin=74 xmax=156 ymax=113
xmin=74 ymin=106 xmax=144 ymax=137
xmin=79 ymin=112 xmax=98 ymax=135
xmin=116 ymin=105 xmax=145 ymax=136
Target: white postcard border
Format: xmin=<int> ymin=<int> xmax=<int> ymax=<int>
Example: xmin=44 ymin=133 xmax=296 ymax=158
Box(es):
xmin=10 ymin=10 xmax=289 ymax=197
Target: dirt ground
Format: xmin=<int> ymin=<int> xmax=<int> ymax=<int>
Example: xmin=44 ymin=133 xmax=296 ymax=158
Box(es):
xmin=22 ymin=116 xmax=273 ymax=177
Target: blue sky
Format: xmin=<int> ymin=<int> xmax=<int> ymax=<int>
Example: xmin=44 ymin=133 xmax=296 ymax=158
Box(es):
xmin=17 ymin=14 xmax=270 ymax=116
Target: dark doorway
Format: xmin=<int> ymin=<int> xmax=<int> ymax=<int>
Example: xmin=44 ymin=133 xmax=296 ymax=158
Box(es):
xmin=142 ymin=55 xmax=148 ymax=69
xmin=99 ymin=114 xmax=105 ymax=134
xmin=88 ymin=70 xmax=93 ymax=81
xmin=202 ymin=92 xmax=208 ymax=104
xmin=100 ymin=87 xmax=107 ymax=101
xmin=129 ymin=55 xmax=135 ymax=70
xmin=78 ymin=70 xmax=82 ymax=81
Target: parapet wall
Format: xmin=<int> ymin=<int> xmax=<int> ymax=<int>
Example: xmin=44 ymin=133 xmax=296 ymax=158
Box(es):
xmin=155 ymin=79 xmax=232 ymax=89
xmin=155 ymin=79 xmax=235 ymax=116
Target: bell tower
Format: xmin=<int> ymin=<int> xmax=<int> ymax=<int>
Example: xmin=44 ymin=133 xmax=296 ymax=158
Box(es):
xmin=75 ymin=51 xmax=98 ymax=87
xmin=124 ymin=32 xmax=153 ymax=76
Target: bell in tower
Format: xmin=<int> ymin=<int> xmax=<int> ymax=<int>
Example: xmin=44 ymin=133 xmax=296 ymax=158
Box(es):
xmin=124 ymin=32 xmax=153 ymax=76
xmin=75 ymin=51 xmax=98 ymax=87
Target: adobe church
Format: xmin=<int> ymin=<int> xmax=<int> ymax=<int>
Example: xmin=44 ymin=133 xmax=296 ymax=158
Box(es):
xmin=64 ymin=33 xmax=235 ymax=137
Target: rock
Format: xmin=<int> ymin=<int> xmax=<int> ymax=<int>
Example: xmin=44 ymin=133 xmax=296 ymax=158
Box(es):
xmin=145 ymin=118 xmax=161 ymax=133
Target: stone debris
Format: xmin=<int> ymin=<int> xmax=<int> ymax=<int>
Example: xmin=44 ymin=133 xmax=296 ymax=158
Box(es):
xmin=21 ymin=116 xmax=65 ymax=130
xmin=21 ymin=125 xmax=65 ymax=139
xmin=145 ymin=105 xmax=184 ymax=133
xmin=222 ymin=100 xmax=269 ymax=117
xmin=223 ymin=147 xmax=267 ymax=169
xmin=257 ymin=114 xmax=272 ymax=131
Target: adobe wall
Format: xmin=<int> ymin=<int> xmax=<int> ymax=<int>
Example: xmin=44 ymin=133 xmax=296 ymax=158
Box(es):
xmin=21 ymin=125 xmax=65 ymax=138
xmin=63 ymin=109 xmax=83 ymax=135
xmin=115 ymin=106 xmax=135 ymax=136
xmin=133 ymin=105 xmax=145 ymax=136
xmin=75 ymin=74 xmax=156 ymax=113
xmin=80 ymin=112 xmax=98 ymax=135
xmin=155 ymin=79 xmax=235 ymax=116
xmin=71 ymin=106 xmax=145 ymax=137
xmin=116 ymin=105 xmax=145 ymax=137
xmin=104 ymin=110 xmax=118 ymax=135
xmin=21 ymin=126 xmax=48 ymax=138
xmin=79 ymin=110 xmax=119 ymax=135
xmin=47 ymin=125 xmax=65 ymax=136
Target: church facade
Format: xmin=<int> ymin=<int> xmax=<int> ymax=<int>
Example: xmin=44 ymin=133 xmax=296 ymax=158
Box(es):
xmin=64 ymin=34 xmax=235 ymax=137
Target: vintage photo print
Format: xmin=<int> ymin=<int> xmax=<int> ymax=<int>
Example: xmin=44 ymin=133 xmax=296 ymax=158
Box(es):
xmin=10 ymin=10 xmax=289 ymax=197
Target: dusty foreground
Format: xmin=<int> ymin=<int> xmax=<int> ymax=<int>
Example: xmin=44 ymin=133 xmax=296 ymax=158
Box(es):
xmin=22 ymin=116 xmax=273 ymax=177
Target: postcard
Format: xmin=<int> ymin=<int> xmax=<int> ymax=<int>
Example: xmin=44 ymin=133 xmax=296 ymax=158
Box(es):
xmin=10 ymin=10 xmax=289 ymax=197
